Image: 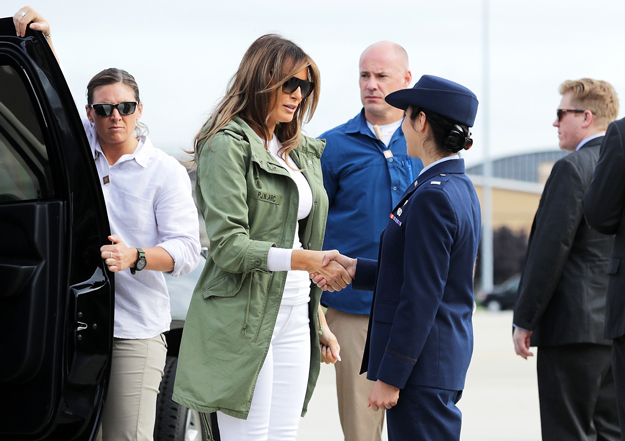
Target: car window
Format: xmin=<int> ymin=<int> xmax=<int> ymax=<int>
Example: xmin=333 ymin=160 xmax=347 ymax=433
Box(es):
xmin=0 ymin=60 xmax=53 ymax=203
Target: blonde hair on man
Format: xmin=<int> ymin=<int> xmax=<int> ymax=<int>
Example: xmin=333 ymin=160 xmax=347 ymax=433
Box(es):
xmin=559 ymin=78 xmax=619 ymax=130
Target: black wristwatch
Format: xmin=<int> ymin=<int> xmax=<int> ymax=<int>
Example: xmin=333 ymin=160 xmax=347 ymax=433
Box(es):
xmin=131 ymin=248 xmax=146 ymax=275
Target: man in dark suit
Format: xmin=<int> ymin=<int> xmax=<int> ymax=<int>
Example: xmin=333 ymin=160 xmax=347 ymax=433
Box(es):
xmin=513 ymin=78 xmax=620 ymax=440
xmin=584 ymin=116 xmax=625 ymax=440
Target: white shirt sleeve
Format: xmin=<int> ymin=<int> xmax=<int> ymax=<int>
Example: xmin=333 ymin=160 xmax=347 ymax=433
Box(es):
xmin=153 ymin=158 xmax=201 ymax=277
xmin=267 ymin=247 xmax=293 ymax=272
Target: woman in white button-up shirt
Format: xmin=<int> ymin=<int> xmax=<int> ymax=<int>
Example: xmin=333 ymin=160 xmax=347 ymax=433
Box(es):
xmin=84 ymin=67 xmax=201 ymax=441
xmin=14 ymin=8 xmax=201 ymax=441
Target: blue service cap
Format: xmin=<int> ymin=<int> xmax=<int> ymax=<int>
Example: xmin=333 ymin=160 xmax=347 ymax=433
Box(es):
xmin=385 ymin=75 xmax=479 ymax=127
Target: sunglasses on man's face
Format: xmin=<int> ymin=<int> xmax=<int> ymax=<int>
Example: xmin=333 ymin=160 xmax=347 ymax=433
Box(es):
xmin=556 ymin=108 xmax=585 ymax=122
xmin=90 ymin=101 xmax=138 ymax=117
xmin=282 ymin=77 xmax=314 ymax=99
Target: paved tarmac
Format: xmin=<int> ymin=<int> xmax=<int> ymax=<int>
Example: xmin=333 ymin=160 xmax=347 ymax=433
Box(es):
xmin=298 ymin=310 xmax=542 ymax=441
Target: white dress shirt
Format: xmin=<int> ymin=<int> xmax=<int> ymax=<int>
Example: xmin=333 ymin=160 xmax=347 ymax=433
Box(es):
xmin=83 ymin=120 xmax=200 ymax=339
xmin=418 ymin=154 xmax=461 ymax=177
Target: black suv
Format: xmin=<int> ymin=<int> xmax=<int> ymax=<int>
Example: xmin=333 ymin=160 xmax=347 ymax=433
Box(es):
xmin=0 ymin=19 xmax=210 ymax=441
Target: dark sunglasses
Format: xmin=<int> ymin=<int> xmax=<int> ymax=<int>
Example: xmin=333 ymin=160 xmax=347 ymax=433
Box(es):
xmin=282 ymin=77 xmax=314 ymax=98
xmin=90 ymin=101 xmax=138 ymax=117
xmin=556 ymin=108 xmax=585 ymax=122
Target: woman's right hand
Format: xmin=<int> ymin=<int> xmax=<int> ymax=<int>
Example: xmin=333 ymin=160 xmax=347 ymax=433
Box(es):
xmin=14 ymin=6 xmax=50 ymax=38
xmin=310 ymin=254 xmax=357 ymax=292
xmin=291 ymin=250 xmax=352 ymax=291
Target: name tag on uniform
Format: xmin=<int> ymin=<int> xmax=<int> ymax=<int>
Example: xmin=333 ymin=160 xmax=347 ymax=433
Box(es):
xmin=256 ymin=191 xmax=282 ymax=205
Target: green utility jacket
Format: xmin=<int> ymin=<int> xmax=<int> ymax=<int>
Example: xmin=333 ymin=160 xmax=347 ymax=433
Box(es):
xmin=173 ymin=116 xmax=328 ymax=422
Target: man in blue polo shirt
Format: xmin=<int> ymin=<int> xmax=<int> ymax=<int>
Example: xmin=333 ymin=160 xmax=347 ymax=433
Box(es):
xmin=320 ymin=41 xmax=423 ymax=441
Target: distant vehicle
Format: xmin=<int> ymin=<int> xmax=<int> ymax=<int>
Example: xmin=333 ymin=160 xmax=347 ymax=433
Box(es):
xmin=478 ymin=275 xmax=520 ymax=312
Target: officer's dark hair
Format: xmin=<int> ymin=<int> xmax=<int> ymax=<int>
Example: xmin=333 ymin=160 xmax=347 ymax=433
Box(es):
xmin=409 ymin=106 xmax=473 ymax=155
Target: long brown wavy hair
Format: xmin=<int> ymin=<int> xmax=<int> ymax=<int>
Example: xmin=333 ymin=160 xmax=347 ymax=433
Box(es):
xmin=193 ymin=34 xmax=320 ymax=159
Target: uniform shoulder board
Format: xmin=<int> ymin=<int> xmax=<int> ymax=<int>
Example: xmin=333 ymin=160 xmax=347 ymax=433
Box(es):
xmin=430 ymin=181 xmax=441 ymax=185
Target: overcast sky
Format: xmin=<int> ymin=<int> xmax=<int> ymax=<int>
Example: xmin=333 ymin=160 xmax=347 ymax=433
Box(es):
xmin=5 ymin=0 xmax=625 ymax=166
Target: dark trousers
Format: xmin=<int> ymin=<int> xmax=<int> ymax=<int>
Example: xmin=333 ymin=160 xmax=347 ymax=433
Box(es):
xmin=537 ymin=343 xmax=620 ymax=441
xmin=612 ymin=336 xmax=625 ymax=441
xmin=386 ymin=384 xmax=462 ymax=441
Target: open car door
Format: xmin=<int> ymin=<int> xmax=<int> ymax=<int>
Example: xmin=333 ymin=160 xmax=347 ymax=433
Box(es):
xmin=0 ymin=18 xmax=113 ymax=441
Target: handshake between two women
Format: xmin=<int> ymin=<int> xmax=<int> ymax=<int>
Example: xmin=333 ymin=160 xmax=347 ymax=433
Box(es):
xmin=292 ymin=249 xmax=356 ymax=292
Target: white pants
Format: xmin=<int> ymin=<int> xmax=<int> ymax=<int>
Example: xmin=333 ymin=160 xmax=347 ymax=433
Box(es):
xmin=218 ymin=303 xmax=311 ymax=441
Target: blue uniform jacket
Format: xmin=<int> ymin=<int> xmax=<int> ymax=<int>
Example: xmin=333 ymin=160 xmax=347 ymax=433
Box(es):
xmin=356 ymin=159 xmax=481 ymax=391
xmin=320 ymin=110 xmax=423 ymax=314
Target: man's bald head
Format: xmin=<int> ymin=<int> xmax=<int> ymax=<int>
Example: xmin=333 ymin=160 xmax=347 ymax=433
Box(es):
xmin=359 ymin=41 xmax=412 ymax=125
xmin=360 ymin=41 xmax=409 ymax=72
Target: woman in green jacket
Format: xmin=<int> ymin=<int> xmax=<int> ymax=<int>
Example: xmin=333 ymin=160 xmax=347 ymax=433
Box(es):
xmin=173 ymin=34 xmax=350 ymax=441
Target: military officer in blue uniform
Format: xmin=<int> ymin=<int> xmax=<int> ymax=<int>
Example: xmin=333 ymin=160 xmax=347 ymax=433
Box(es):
xmin=314 ymin=75 xmax=480 ymax=440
